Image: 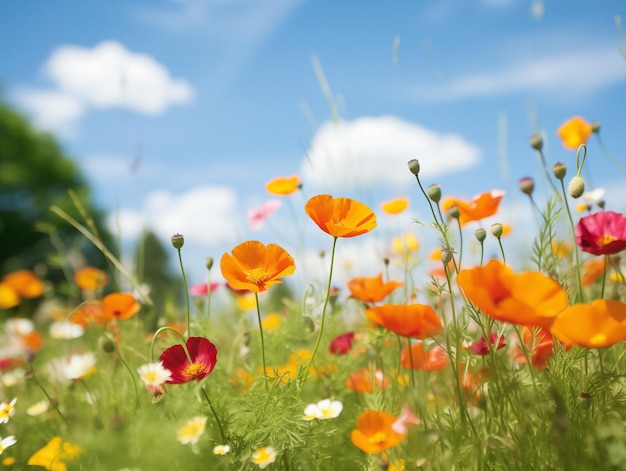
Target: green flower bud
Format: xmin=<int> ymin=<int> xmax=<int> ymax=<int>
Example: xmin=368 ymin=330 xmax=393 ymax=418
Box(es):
xmin=440 ymin=248 xmax=453 ymax=265
xmin=427 ymin=184 xmax=442 ymax=203
xmin=591 ymin=122 xmax=601 ymax=134
xmin=205 ymin=257 xmax=214 ymax=270
xmin=491 ymin=222 xmax=503 ymax=238
xmin=552 ymin=162 xmax=567 ymax=180
xmin=447 ymin=205 xmax=460 ymax=220
xmin=407 ymin=159 xmax=420 ymax=176
xmin=475 ymin=228 xmax=487 ymax=242
xmin=568 ymin=176 xmax=585 ymax=199
xmin=529 ymin=133 xmax=543 ymax=151
xmin=171 ymin=233 xmax=185 ymax=249
xmin=518 ymin=177 xmax=535 ymax=196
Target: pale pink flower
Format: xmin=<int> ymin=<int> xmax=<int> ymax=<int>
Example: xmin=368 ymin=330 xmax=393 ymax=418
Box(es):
xmin=247 ymin=199 xmax=282 ymax=231
xmin=391 ymin=404 xmax=420 ymax=434
xmin=189 ymin=282 xmax=221 ymax=297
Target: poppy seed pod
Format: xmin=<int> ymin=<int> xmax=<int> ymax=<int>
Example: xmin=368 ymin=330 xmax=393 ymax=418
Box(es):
xmin=529 ymin=133 xmax=543 ymax=151
xmin=518 ymin=177 xmax=535 ymax=196
xmin=591 ymin=122 xmax=601 ymax=134
xmin=491 ymin=223 xmax=503 ymax=238
xmin=475 ymin=228 xmax=487 ymax=242
xmin=171 ymin=233 xmax=185 ymax=249
xmin=447 ymin=205 xmax=460 ymax=220
xmin=205 ymin=257 xmax=214 ymax=270
xmin=427 ymin=184 xmax=442 ymax=203
xmin=568 ymin=176 xmax=585 ymax=199
xmin=407 ymin=159 xmax=420 ymax=176
xmin=552 ymin=162 xmax=567 ymax=180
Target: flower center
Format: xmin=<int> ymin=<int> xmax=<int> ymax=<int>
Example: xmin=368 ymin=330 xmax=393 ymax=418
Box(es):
xmin=589 ymin=333 xmax=607 ymax=346
xmin=246 ymin=268 xmax=268 ymax=285
xmin=183 ymin=362 xmax=208 ymax=380
xmin=598 ymin=234 xmax=616 ymax=247
xmin=370 ymin=431 xmax=388 ymax=444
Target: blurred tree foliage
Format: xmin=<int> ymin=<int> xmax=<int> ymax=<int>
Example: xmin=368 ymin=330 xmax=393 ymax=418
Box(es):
xmin=0 ymin=99 xmax=112 ymax=283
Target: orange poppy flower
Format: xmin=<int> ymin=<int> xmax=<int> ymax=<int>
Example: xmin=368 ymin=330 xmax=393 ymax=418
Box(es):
xmin=581 ymin=258 xmax=605 ymax=286
xmin=305 ymin=194 xmax=377 ymax=238
xmin=441 ymin=190 xmax=505 ymax=227
xmin=70 ymin=300 xmax=105 ymax=327
xmin=380 ymin=197 xmax=409 ymax=215
xmin=557 ymin=116 xmax=592 ymax=150
xmin=511 ymin=327 xmax=560 ymax=370
xmin=347 ymin=273 xmax=402 ymax=303
xmin=220 ymin=241 xmax=295 ymax=293
xmin=265 ymin=175 xmax=301 ymax=196
xmin=456 ymin=259 xmax=568 ymax=329
xmin=364 ymin=304 xmax=443 ymax=339
xmin=2 ymin=270 xmax=44 ymax=299
xmin=400 ymin=342 xmax=450 ymax=371
xmin=74 ymin=267 xmax=108 ymax=290
xmin=0 ymin=283 xmax=19 ymax=309
xmin=346 ymin=368 xmax=388 ymax=394
xmin=350 ymin=410 xmax=406 ymax=454
xmin=101 ymin=293 xmax=140 ymax=321
xmin=550 ymin=299 xmax=626 ymax=348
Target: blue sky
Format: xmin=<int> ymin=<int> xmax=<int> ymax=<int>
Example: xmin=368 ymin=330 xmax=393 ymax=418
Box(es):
xmin=1 ymin=0 xmax=626 ymax=288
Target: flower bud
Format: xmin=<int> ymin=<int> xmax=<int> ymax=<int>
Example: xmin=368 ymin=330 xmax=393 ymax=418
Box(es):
xmin=529 ymin=133 xmax=543 ymax=151
xmin=518 ymin=177 xmax=535 ymax=196
xmin=475 ymin=228 xmax=487 ymax=243
xmin=427 ymin=184 xmax=442 ymax=203
xmin=407 ymin=159 xmax=420 ymax=176
xmin=598 ymin=199 xmax=606 ymax=209
xmin=383 ymin=257 xmax=390 ymax=266
xmin=568 ymin=176 xmax=585 ymax=199
xmin=491 ymin=223 xmax=503 ymax=238
xmin=170 ymin=233 xmax=184 ymax=249
xmin=591 ymin=122 xmax=601 ymax=134
xmin=447 ymin=205 xmax=460 ymax=220
xmin=552 ymin=162 xmax=567 ymax=180
xmin=440 ymin=248 xmax=453 ymax=265
xmin=99 ymin=334 xmax=116 ymax=353
xmin=205 ymin=257 xmax=214 ymax=270
xmin=302 ymin=316 xmax=316 ymax=333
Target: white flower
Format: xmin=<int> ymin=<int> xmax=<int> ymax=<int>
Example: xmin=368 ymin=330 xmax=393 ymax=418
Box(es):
xmin=303 ymin=399 xmax=343 ymax=420
xmin=583 ymin=188 xmax=605 ymax=205
xmin=137 ymin=361 xmax=172 ymax=386
xmin=177 ymin=416 xmax=207 ymax=445
xmin=60 ymin=352 xmax=97 ymax=380
xmin=27 ymin=400 xmax=49 ymax=416
xmin=49 ymin=321 xmax=84 ymax=339
xmin=213 ymin=444 xmax=231 ymax=455
xmin=0 ymin=398 xmax=17 ymax=424
xmin=4 ymin=318 xmax=34 ymax=336
xmin=0 ymin=435 xmax=17 ymax=455
xmin=252 ymin=446 xmax=277 ymax=469
xmin=1 ymin=369 xmax=25 ymax=388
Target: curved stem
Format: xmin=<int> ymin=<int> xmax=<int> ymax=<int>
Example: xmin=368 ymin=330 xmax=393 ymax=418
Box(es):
xmin=149 ymin=326 xmax=188 ymax=362
xmin=115 ymin=344 xmax=140 ymax=407
xmin=201 ymin=385 xmax=226 ymax=443
xmin=558 ymin=179 xmax=584 ymax=302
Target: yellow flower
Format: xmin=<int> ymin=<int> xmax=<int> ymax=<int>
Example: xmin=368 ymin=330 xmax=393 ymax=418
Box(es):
xmin=381 ymin=197 xmax=409 ymax=215
xmin=236 ymin=293 xmax=257 ymax=311
xmin=177 ymin=416 xmax=208 ymax=445
xmin=557 ymin=116 xmax=592 ymax=150
xmin=393 ymin=232 xmax=419 ymax=254
xmin=265 ymin=175 xmax=300 ymax=196
xmin=252 ymin=446 xmax=277 ymax=469
xmin=261 ymin=313 xmax=282 ymax=331
xmin=28 ymin=436 xmax=82 ymax=471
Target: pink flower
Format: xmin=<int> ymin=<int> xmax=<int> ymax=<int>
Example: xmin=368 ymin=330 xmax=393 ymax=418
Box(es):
xmin=575 ymin=211 xmax=626 ymax=256
xmin=470 ymin=333 xmax=506 ymax=355
xmin=189 ymin=282 xmax=221 ymax=297
xmin=391 ymin=405 xmax=420 ymax=434
xmin=247 ymin=199 xmax=282 ymax=231
xmin=329 ymin=332 xmax=356 ymax=355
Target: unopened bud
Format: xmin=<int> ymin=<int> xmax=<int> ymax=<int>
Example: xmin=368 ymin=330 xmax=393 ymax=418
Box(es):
xmin=591 ymin=122 xmax=601 ymax=134
xmin=99 ymin=335 xmax=116 ymax=353
xmin=491 ymin=223 xmax=503 ymax=238
xmin=518 ymin=177 xmax=535 ymax=196
xmin=383 ymin=257 xmax=390 ymax=266
xmin=598 ymin=200 xmax=606 ymax=209
xmin=529 ymin=133 xmax=543 ymax=151
xmin=427 ymin=184 xmax=442 ymax=203
xmin=302 ymin=316 xmax=316 ymax=333
xmin=447 ymin=205 xmax=460 ymax=220
xmin=407 ymin=159 xmax=420 ymax=176
xmin=568 ymin=176 xmax=585 ymax=199
xmin=205 ymin=257 xmax=214 ymax=270
xmin=475 ymin=228 xmax=487 ymax=243
xmin=171 ymin=233 xmax=184 ymax=249
xmin=440 ymin=248 xmax=453 ymax=265
xmin=552 ymin=162 xmax=567 ymax=180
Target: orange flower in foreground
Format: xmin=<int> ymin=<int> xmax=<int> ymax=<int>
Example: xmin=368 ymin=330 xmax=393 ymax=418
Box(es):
xmin=220 ymin=241 xmax=295 ymax=293
xmin=305 ymin=194 xmax=377 ymax=238
xmin=381 ymin=197 xmax=409 ymax=215
xmin=550 ymin=299 xmax=626 ymax=348
xmin=457 ymin=259 xmax=568 ymax=329
xmin=400 ymin=342 xmax=450 ymax=371
xmin=265 ymin=175 xmax=301 ymax=196
xmin=101 ymin=293 xmax=140 ymax=321
xmin=557 ymin=116 xmax=592 ymax=150
xmin=347 ymin=273 xmax=402 ymax=303
xmin=365 ymin=304 xmax=443 ymax=339
xmin=346 ymin=368 xmax=388 ymax=394
xmin=74 ymin=267 xmax=108 ymax=290
xmin=350 ymin=410 xmax=406 ymax=454
xmin=441 ymin=190 xmax=505 ymax=227
xmin=2 ymin=270 xmax=44 ymax=299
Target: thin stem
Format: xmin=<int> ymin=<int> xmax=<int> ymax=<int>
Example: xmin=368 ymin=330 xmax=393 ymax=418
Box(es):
xmin=456 ymin=219 xmax=463 ymax=270
xmin=558 ymin=179 xmax=584 ymax=302
xmin=115 ymin=344 xmax=140 ymax=407
xmin=600 ymin=254 xmax=608 ymax=299
xmin=298 ymin=236 xmax=338 ymax=395
xmin=479 ymin=240 xmax=484 ymax=266
xmin=206 ymin=268 xmax=212 ymax=322
xmin=255 ymin=292 xmax=268 ymax=389
xmin=176 ymin=247 xmax=192 ymax=337
xmin=596 ymin=134 xmax=626 ymax=176
xmin=28 ymin=367 xmax=70 ymax=429
xmin=496 ymin=237 xmax=506 ymax=265
xmin=536 ymin=149 xmax=559 ymax=195
xmin=201 ymin=385 xmax=226 ymax=443
xmin=406 ymin=337 xmax=415 ymax=388
xmin=150 ymin=326 xmax=188 ymax=362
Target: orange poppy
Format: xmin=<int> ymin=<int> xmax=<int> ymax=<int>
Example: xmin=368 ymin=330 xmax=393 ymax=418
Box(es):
xmin=511 ymin=327 xmax=560 ymax=370
xmin=70 ymin=300 xmax=105 ymax=327
xmin=305 ymin=194 xmax=377 ymax=238
xmin=557 ymin=116 xmax=592 ymax=150
xmin=346 ymin=368 xmax=388 ymax=394
xmin=400 ymin=342 xmax=450 ymax=371
xmin=347 ymin=273 xmax=402 ymax=303
xmin=441 ymin=190 xmax=505 ymax=227
xmin=101 ymin=293 xmax=140 ymax=321
xmin=581 ymin=258 xmax=605 ymax=286
xmin=350 ymin=410 xmax=406 ymax=454
xmin=456 ymin=259 xmax=568 ymax=329
xmin=2 ymin=270 xmax=44 ymax=299
xmin=364 ymin=304 xmax=443 ymax=339
xmin=220 ymin=240 xmax=295 ymax=293
xmin=550 ymin=299 xmax=626 ymax=348
xmin=380 ymin=197 xmax=409 ymax=215
xmin=74 ymin=267 xmax=108 ymax=290
xmin=265 ymin=175 xmax=301 ymax=196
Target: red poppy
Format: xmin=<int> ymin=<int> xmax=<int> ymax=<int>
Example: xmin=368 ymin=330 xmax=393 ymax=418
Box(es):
xmin=575 ymin=211 xmax=626 ymax=256
xmin=347 ymin=273 xmax=402 ymax=304
xmin=159 ymin=337 xmax=218 ymax=384
xmin=329 ymin=332 xmax=356 ymax=355
xmin=470 ymin=333 xmax=506 ymax=355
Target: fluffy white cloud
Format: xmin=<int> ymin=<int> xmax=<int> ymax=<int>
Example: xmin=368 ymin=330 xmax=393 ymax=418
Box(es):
xmin=13 ymin=89 xmax=83 ymax=136
xmin=301 ymin=116 xmax=481 ymax=190
xmin=110 ymin=186 xmax=239 ymax=245
xmin=411 ymin=47 xmax=626 ymax=103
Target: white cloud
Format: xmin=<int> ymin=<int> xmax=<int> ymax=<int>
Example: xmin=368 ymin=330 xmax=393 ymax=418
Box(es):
xmin=14 ymin=40 xmax=193 ymax=134
xmin=411 ymin=47 xmax=626 ymax=103
xmin=301 ymin=116 xmax=481 ymax=190
xmin=110 ymin=186 xmax=240 ymax=245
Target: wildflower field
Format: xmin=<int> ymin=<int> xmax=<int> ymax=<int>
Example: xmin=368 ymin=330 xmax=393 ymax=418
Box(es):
xmin=3 ymin=116 xmax=626 ymax=471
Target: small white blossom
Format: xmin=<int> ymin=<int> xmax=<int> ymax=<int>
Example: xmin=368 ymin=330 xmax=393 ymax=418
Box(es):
xmin=303 ymin=399 xmax=343 ymax=420
xmin=137 ymin=361 xmax=172 ymax=387
xmin=60 ymin=352 xmax=97 ymax=380
xmin=177 ymin=416 xmax=207 ymax=445
xmin=0 ymin=435 xmax=17 ymax=455
xmin=49 ymin=321 xmax=84 ymax=340
xmin=0 ymin=398 xmax=17 ymax=424
xmin=27 ymin=400 xmax=49 ymax=416
xmin=252 ymin=446 xmax=277 ymax=469
xmin=213 ymin=444 xmax=231 ymax=455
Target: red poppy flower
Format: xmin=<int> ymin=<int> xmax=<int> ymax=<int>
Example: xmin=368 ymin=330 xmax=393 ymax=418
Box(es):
xmin=159 ymin=337 xmax=218 ymax=384
xmin=470 ymin=333 xmax=506 ymax=355
xmin=329 ymin=332 xmax=356 ymax=355
xmin=575 ymin=211 xmax=626 ymax=256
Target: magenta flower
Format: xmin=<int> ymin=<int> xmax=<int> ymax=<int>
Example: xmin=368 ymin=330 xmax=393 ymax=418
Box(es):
xmin=329 ymin=332 xmax=356 ymax=355
xmin=247 ymin=199 xmax=282 ymax=231
xmin=159 ymin=337 xmax=218 ymax=384
xmin=576 ymin=211 xmax=626 ymax=256
xmin=470 ymin=333 xmax=506 ymax=355
xmin=189 ymin=282 xmax=221 ymax=297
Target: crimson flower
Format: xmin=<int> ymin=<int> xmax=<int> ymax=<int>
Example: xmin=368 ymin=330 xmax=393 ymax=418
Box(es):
xmin=329 ymin=332 xmax=356 ymax=355
xmin=189 ymin=282 xmax=221 ymax=297
xmin=575 ymin=211 xmax=626 ymax=256
xmin=470 ymin=333 xmax=506 ymax=355
xmin=159 ymin=337 xmax=218 ymax=384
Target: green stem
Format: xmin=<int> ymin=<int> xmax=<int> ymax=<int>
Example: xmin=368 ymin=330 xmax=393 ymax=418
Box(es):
xmin=298 ymin=236 xmax=338 ymax=395
xmin=206 ymin=268 xmax=212 ymax=322
xmin=29 ymin=368 xmax=70 ymax=429
xmin=479 ymin=240 xmax=484 ymax=266
xmin=255 ymin=292 xmax=268 ymax=389
xmin=150 ymin=326 xmax=188 ymax=362
xmin=558 ymin=179 xmax=584 ymax=302
xmin=496 ymin=237 xmax=506 ymax=265
xmin=600 ymin=254 xmax=608 ymax=299
xmin=456 ymin=219 xmax=463 ymax=270
xmin=115 ymin=344 xmax=140 ymax=407
xmin=176 ymin=247 xmax=192 ymax=337
xmin=406 ymin=337 xmax=415 ymax=388
xmin=201 ymin=385 xmax=226 ymax=443
xmin=536 ymin=149 xmax=559 ymax=195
